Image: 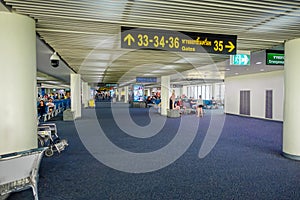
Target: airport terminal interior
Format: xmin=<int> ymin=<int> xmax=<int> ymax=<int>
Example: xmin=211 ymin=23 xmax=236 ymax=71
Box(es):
xmin=1 ymin=1 xmax=300 ymax=200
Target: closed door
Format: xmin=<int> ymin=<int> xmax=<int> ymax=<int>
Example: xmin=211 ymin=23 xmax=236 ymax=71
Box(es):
xmin=240 ymin=90 xmax=250 ymax=115
xmin=265 ymin=90 xmax=273 ymax=119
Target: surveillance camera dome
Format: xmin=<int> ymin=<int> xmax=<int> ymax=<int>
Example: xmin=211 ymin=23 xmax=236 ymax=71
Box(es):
xmin=50 ymin=52 xmax=60 ymax=68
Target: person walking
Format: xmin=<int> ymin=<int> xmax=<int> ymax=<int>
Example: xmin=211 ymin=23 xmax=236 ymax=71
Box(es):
xmin=196 ymin=95 xmax=204 ymax=117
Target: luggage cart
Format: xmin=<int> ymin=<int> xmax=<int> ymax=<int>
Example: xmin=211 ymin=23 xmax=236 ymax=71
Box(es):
xmin=37 ymin=123 xmax=68 ymax=157
xmin=37 ymin=125 xmax=52 ymax=147
xmin=0 ymin=147 xmax=47 ymax=200
xmin=39 ymin=123 xmax=58 ymax=138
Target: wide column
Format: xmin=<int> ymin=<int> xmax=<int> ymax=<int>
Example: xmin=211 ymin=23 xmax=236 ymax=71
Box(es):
xmin=82 ymin=82 xmax=89 ymax=108
xmin=0 ymin=12 xmax=37 ymax=154
xmin=116 ymin=88 xmax=120 ymax=102
xmin=125 ymin=86 xmax=129 ymax=103
xmin=88 ymin=85 xmax=92 ymax=100
xmin=71 ymin=74 xmax=82 ymax=119
xmin=212 ymin=83 xmax=216 ymax=99
xmin=161 ymin=76 xmax=170 ymax=116
xmin=283 ymin=38 xmax=300 ymax=160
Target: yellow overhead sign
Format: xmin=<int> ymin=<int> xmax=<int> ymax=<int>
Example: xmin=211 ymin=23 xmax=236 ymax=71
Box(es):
xmin=121 ymin=27 xmax=237 ymax=55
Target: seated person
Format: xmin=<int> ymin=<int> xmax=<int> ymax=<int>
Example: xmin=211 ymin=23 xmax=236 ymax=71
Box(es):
xmin=211 ymin=97 xmax=218 ymax=109
xmin=153 ymin=98 xmax=161 ymax=111
xmin=190 ymin=98 xmax=197 ymax=109
xmin=174 ymin=99 xmax=184 ymax=114
xmin=174 ymin=99 xmax=183 ymax=109
xmin=145 ymin=96 xmax=154 ymax=107
xmin=154 ymin=98 xmax=161 ymax=105
xmin=46 ymin=98 xmax=55 ymax=113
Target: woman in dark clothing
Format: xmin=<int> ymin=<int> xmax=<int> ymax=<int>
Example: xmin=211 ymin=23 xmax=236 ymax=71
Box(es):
xmin=37 ymin=100 xmax=47 ymax=118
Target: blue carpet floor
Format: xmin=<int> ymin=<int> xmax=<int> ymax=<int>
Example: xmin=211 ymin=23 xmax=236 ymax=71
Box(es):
xmin=8 ymin=102 xmax=300 ymax=200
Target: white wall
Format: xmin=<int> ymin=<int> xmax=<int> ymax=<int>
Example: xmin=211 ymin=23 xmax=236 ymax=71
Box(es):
xmin=224 ymin=70 xmax=284 ymax=121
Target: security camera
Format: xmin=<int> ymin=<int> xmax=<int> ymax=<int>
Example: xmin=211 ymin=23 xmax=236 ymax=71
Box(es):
xmin=50 ymin=52 xmax=60 ymax=68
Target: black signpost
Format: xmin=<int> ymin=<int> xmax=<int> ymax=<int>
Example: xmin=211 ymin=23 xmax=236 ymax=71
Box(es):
xmin=121 ymin=26 xmax=237 ymax=55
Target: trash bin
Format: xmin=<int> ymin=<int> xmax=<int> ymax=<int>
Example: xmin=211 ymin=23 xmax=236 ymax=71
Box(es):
xmin=88 ymin=99 xmax=95 ymax=108
xmin=63 ymin=109 xmax=74 ymax=121
xmin=167 ymin=109 xmax=180 ymax=118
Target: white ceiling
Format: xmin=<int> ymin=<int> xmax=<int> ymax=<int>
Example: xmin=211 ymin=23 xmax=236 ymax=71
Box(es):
xmin=3 ymin=0 xmax=298 ymax=86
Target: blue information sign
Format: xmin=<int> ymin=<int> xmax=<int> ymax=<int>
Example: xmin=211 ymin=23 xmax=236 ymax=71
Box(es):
xmin=136 ymin=77 xmax=157 ymax=83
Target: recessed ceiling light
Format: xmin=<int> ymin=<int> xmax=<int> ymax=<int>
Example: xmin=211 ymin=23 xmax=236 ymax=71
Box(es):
xmin=235 ymin=72 xmax=239 ymax=75
xmin=226 ymin=68 xmax=231 ymax=71
xmin=260 ymin=69 xmax=265 ymax=72
xmin=256 ymin=61 xmax=262 ymax=65
xmin=152 ymin=70 xmax=164 ymax=73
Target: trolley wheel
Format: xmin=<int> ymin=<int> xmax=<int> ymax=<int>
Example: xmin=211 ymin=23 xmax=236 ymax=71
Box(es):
xmin=45 ymin=148 xmax=54 ymax=157
xmin=53 ymin=138 xmax=61 ymax=144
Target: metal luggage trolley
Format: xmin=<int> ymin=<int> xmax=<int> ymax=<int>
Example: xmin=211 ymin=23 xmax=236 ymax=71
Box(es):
xmin=37 ymin=123 xmax=68 ymax=157
xmin=0 ymin=147 xmax=47 ymax=200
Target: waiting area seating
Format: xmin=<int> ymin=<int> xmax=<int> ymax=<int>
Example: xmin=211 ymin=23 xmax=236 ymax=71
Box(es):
xmin=203 ymin=99 xmax=222 ymax=109
xmin=38 ymin=99 xmax=71 ymax=122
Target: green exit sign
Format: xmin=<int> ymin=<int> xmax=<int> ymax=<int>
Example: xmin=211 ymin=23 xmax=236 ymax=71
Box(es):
xmin=266 ymin=50 xmax=284 ymax=65
xmin=230 ymin=54 xmax=250 ymax=65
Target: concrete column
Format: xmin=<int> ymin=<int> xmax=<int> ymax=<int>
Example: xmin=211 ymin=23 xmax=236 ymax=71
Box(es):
xmin=82 ymin=82 xmax=89 ymax=108
xmin=117 ymin=88 xmax=121 ymax=102
xmin=125 ymin=86 xmax=129 ymax=103
xmin=161 ymin=76 xmax=171 ymax=116
xmin=87 ymin=84 xmax=92 ymax=105
xmin=212 ymin=83 xmax=216 ymax=99
xmin=179 ymin=87 xmax=183 ymax=98
xmin=47 ymin=88 xmax=51 ymax=96
xmin=86 ymin=83 xmax=90 ymax=106
xmin=182 ymin=86 xmax=188 ymax=97
xmin=71 ymin=74 xmax=81 ymax=119
xmin=0 ymin=12 xmax=37 ymax=154
xmin=88 ymin=85 xmax=92 ymax=100
xmin=283 ymin=38 xmax=300 ymax=160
